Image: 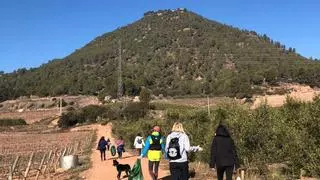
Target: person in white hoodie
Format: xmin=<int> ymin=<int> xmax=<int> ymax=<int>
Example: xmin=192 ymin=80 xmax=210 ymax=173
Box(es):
xmin=133 ymin=133 xmax=145 ymax=156
xmin=165 ymin=122 xmax=202 ymax=180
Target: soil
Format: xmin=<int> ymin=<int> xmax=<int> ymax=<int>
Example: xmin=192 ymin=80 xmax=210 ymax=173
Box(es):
xmin=251 ymin=83 xmax=320 ymax=109
xmin=0 ymin=95 xmax=100 ymax=124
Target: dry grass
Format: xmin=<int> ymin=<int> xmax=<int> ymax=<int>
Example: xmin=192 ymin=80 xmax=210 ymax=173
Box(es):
xmin=0 ymin=110 xmax=60 ymax=124
xmin=153 ymin=97 xmax=236 ymax=108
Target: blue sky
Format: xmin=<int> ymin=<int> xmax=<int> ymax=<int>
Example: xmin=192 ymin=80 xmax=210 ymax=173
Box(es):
xmin=0 ymin=0 xmax=319 ymax=73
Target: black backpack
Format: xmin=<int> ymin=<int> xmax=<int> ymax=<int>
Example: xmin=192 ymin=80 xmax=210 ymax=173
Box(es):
xmin=149 ymin=135 xmax=162 ymax=150
xmin=137 ymin=138 xmax=142 ymax=144
xmin=167 ymin=137 xmax=182 ymax=160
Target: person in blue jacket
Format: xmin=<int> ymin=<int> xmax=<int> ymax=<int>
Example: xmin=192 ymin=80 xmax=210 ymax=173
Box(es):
xmin=139 ymin=126 xmax=165 ymax=180
xmin=97 ymin=136 xmax=108 ymax=161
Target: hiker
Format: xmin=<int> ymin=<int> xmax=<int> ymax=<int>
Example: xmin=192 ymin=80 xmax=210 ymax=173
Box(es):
xmin=116 ymin=136 xmax=125 ymax=159
xmin=210 ymin=124 xmax=239 ymax=180
xmin=139 ymin=126 xmax=165 ymax=180
xmin=106 ymin=137 xmax=111 ymax=151
xmin=97 ymin=136 xmax=108 ymax=161
xmin=165 ymin=122 xmax=203 ymax=180
xmin=134 ymin=133 xmax=145 ymax=156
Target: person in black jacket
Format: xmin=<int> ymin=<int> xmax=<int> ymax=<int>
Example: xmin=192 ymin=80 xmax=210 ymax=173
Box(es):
xmin=97 ymin=136 xmax=108 ymax=161
xmin=210 ymin=125 xmax=239 ymax=180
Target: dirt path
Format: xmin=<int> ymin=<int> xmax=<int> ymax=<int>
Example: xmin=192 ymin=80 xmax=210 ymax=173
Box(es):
xmin=81 ymin=123 xmax=170 ymax=180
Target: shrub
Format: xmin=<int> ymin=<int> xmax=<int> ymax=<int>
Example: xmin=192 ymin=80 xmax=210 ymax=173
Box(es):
xmin=139 ymin=87 xmax=151 ymax=104
xmin=66 ymin=107 xmax=75 ymax=111
xmin=81 ymin=105 xmax=108 ymax=122
xmin=0 ymin=119 xmax=27 ymax=126
xmin=58 ymin=111 xmax=82 ymax=128
xmin=102 ymin=108 xmax=119 ymax=120
xmin=58 ymin=105 xmax=111 ymax=128
xmin=122 ymin=102 xmax=148 ymax=120
xmin=68 ymin=101 xmax=75 ymax=105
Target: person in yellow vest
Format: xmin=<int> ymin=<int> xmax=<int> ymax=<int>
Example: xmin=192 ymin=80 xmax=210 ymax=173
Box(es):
xmin=138 ymin=126 xmax=165 ymax=180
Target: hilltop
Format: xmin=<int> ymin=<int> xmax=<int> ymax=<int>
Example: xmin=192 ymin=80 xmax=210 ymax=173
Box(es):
xmin=1 ymin=8 xmax=320 ymax=101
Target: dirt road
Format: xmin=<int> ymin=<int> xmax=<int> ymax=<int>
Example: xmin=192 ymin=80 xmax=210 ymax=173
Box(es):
xmin=81 ymin=123 xmax=170 ymax=180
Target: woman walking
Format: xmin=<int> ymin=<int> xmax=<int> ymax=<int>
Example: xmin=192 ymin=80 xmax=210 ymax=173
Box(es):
xmin=97 ymin=136 xmax=108 ymax=161
xmin=134 ymin=133 xmax=145 ymax=156
xmin=139 ymin=126 xmax=165 ymax=180
xmin=116 ymin=136 xmax=125 ymax=159
xmin=165 ymin=122 xmax=202 ymax=180
xmin=210 ymin=124 xmax=239 ymax=180
xmin=106 ymin=137 xmax=111 ymax=151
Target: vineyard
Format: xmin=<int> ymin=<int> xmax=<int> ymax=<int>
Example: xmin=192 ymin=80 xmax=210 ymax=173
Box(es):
xmin=0 ymin=130 xmax=95 ymax=179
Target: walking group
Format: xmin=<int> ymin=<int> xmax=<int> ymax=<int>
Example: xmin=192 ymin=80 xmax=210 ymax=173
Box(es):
xmin=97 ymin=122 xmax=239 ymax=180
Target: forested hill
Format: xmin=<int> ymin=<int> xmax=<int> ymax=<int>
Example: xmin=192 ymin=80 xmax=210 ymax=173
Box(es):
xmin=1 ymin=9 xmax=320 ymax=102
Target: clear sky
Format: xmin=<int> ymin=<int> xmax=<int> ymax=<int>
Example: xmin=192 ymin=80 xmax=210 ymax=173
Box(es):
xmin=0 ymin=0 xmax=319 ymax=73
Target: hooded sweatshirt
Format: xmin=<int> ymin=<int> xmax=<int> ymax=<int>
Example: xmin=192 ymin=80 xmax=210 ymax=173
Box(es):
xmin=165 ymin=132 xmax=200 ymax=163
xmin=134 ymin=136 xmax=145 ymax=149
xmin=210 ymin=125 xmax=239 ymax=168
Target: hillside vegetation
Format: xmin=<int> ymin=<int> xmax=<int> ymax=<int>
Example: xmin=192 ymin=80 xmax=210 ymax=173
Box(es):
xmin=1 ymin=9 xmax=320 ymax=101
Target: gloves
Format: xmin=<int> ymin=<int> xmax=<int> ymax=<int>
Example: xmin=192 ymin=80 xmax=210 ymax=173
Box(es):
xmin=196 ymin=145 xmax=203 ymax=151
xmin=190 ymin=145 xmax=203 ymax=152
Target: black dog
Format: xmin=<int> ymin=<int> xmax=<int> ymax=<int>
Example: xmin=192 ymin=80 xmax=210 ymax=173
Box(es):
xmin=113 ymin=159 xmax=131 ymax=179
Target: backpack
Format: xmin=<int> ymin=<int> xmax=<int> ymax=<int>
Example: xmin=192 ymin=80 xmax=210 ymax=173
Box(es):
xmin=167 ymin=137 xmax=181 ymax=160
xmin=137 ymin=138 xmax=142 ymax=144
xmin=149 ymin=135 xmax=162 ymax=150
xmin=110 ymin=145 xmax=117 ymax=156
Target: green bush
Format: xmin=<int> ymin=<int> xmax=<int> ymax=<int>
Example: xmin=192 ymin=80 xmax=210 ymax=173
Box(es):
xmin=58 ymin=111 xmax=82 ymax=128
xmin=58 ymin=105 xmax=109 ymax=128
xmin=139 ymin=87 xmax=151 ymax=104
xmin=81 ymin=105 xmax=108 ymax=122
xmin=122 ymin=102 xmax=148 ymax=120
xmin=68 ymin=101 xmax=75 ymax=105
xmin=102 ymin=108 xmax=119 ymax=120
xmin=0 ymin=119 xmax=27 ymax=126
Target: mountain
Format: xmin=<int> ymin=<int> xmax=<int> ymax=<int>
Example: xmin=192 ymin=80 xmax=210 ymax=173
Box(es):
xmin=1 ymin=8 xmax=320 ymax=102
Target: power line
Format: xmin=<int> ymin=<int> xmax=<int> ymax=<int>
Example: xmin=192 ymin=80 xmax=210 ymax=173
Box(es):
xmin=118 ymin=39 xmax=123 ymax=99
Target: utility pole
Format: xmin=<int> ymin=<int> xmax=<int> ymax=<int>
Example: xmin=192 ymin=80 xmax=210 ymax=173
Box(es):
xmin=207 ymin=96 xmax=210 ymax=116
xmin=60 ymin=97 xmax=62 ymax=115
xmin=118 ymin=40 xmax=123 ymax=99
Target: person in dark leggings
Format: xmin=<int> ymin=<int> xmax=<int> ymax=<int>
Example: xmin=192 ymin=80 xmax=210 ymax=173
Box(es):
xmin=97 ymin=136 xmax=108 ymax=161
xmin=210 ymin=124 xmax=240 ymax=180
xmin=165 ymin=122 xmax=203 ymax=180
xmin=148 ymin=161 xmax=160 ymax=179
xmin=106 ymin=138 xmax=110 ymax=151
xmin=139 ymin=126 xmax=165 ymax=180
xmin=169 ymin=161 xmax=189 ymax=180
xmin=217 ymin=166 xmax=234 ymax=180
